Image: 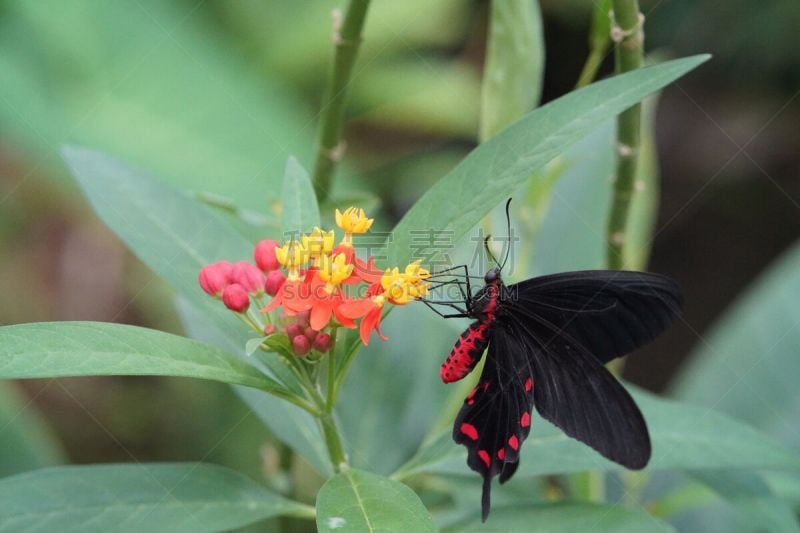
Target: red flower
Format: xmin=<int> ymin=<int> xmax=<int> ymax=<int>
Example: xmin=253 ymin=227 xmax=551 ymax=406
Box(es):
xmin=339 ymin=293 xmax=387 ymax=345
xmin=262 ymin=280 xmax=313 ymax=315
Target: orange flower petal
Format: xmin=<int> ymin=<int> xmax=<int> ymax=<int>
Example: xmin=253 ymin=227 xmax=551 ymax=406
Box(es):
xmin=338 ymin=298 xmax=377 ymax=319
xmin=310 ymin=299 xmax=334 ymax=331
xmin=360 ymin=307 xmax=384 ymax=345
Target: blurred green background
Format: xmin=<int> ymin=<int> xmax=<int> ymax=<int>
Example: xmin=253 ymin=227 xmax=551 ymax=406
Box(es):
xmin=0 ymin=0 xmax=798 ymax=524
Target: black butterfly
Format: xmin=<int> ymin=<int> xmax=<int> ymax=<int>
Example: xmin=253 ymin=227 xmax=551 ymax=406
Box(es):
xmin=421 ymin=201 xmax=682 ymax=521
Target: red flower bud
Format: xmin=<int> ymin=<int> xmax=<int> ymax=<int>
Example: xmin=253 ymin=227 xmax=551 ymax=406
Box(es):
xmin=199 ymin=263 xmax=229 ymax=296
xmin=313 ymin=332 xmax=332 ymax=353
xmin=254 ymin=240 xmax=281 ymax=272
xmin=292 ymin=335 xmax=311 ymax=357
xmin=295 ymin=309 xmax=311 ymax=326
xmin=264 ymin=269 xmax=286 ymax=297
xmin=222 ymin=284 xmax=250 ymax=312
xmin=232 ymin=261 xmax=265 ymax=294
xmin=304 ymin=327 xmax=318 ymax=342
xmin=263 ymin=324 xmax=276 ymax=336
xmin=285 ymin=323 xmax=304 ymax=339
xmin=216 ymin=260 xmax=234 ymax=282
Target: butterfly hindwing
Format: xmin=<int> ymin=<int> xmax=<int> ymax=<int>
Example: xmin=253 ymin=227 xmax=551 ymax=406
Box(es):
xmin=511 ymin=270 xmax=682 ymax=363
xmin=453 ymin=327 xmax=533 ymax=521
xmin=504 ymin=312 xmax=651 ymax=469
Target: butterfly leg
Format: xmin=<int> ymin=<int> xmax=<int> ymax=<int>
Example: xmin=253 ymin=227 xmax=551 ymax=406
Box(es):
xmin=419 ymin=299 xmax=469 ymax=318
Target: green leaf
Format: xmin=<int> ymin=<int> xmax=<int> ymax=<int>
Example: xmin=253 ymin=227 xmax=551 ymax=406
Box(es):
xmin=393 ymin=387 xmax=800 ymax=480
xmin=0 ymin=322 xmax=283 ymax=393
xmin=690 ymin=471 xmax=800 ymax=532
xmin=281 ymin=156 xmax=319 ymax=238
xmin=388 ymin=55 xmax=709 ymax=266
xmin=175 ymin=298 xmax=332 ymax=477
xmin=337 ymin=310 xmax=464 ymax=475
xmin=316 ymin=469 xmax=436 ymax=533
xmin=0 ymin=382 xmax=65 ymax=477
xmin=480 ymin=0 xmax=545 ymax=141
xmin=1 ymin=1 xmax=314 ymax=212
xmin=445 ymin=502 xmax=673 ymax=532
xmin=671 ymin=241 xmax=800 ymax=450
xmin=62 ymin=146 xmax=300 ymax=392
xmin=0 ymin=463 xmax=313 ymax=532
xmin=528 ymin=122 xmax=614 ymax=275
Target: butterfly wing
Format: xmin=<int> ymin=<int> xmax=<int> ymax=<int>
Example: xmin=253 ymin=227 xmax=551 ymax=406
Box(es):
xmin=511 ymin=270 xmax=682 ymax=363
xmin=502 ymin=306 xmax=651 ymax=469
xmin=453 ymin=325 xmax=533 ymax=521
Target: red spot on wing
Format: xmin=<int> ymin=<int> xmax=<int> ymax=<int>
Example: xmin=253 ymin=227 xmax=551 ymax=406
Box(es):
xmin=478 ymin=449 xmax=491 ymax=468
xmin=460 ymin=423 xmax=479 ymax=440
xmin=497 ymin=448 xmax=505 ymax=460
xmin=524 ymin=377 xmax=533 ymax=392
xmin=521 ymin=412 xmax=531 ymax=428
xmin=508 ymin=435 xmax=519 ymax=450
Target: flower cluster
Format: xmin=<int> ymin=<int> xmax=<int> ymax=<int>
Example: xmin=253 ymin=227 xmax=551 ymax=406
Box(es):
xmin=198 ymin=207 xmax=430 ymax=355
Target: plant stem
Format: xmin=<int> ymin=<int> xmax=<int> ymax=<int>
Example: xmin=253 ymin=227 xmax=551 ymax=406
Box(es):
xmin=326 ymin=327 xmax=339 ymax=410
xmin=319 ymin=411 xmax=348 ymax=473
xmin=606 ymin=0 xmax=644 ymax=270
xmin=311 ymin=0 xmax=371 ymax=202
xmin=575 ymin=45 xmax=607 ymax=89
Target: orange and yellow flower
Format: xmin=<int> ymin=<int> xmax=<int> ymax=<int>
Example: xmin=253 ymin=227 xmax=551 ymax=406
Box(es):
xmin=201 ymin=206 xmax=429 ymax=350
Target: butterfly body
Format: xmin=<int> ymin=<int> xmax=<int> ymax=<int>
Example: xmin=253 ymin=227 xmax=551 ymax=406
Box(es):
xmin=440 ymin=278 xmax=500 ymax=383
xmin=436 ymin=267 xmax=682 ymax=521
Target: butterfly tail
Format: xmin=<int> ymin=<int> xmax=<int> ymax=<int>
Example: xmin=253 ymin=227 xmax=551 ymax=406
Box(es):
xmin=481 ymin=474 xmax=492 ymax=522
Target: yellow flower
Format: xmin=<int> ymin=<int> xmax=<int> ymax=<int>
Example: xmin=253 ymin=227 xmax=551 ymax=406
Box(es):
xmin=380 ymin=267 xmax=429 ymax=305
xmin=335 ymin=207 xmax=374 ymax=245
xmin=275 ymin=240 xmax=309 ymax=281
xmin=402 ymin=260 xmax=430 ymax=284
xmin=319 ymin=253 xmax=354 ymax=292
xmin=302 ymin=227 xmax=335 ymax=265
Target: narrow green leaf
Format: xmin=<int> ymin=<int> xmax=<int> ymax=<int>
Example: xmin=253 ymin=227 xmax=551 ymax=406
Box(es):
xmin=394 ymin=387 xmax=800 ymax=480
xmin=0 ymin=463 xmax=313 ymax=532
xmin=316 ymin=469 xmax=436 ymax=533
xmin=0 ymin=382 xmax=65 ymax=477
xmin=62 ymin=146 xmax=300 ymax=392
xmin=480 ymin=0 xmax=545 ymax=141
xmin=445 ymin=502 xmax=673 ymax=532
xmin=672 ymin=241 xmax=800 ymax=450
xmin=388 ymin=55 xmax=709 ymax=266
xmin=281 ymin=156 xmax=320 ymax=238
xmin=0 ymin=322 xmax=282 ymax=393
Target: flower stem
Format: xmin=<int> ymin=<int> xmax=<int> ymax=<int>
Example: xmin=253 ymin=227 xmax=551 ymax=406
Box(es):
xmin=326 ymin=327 xmax=339 ymax=410
xmin=319 ymin=411 xmax=348 ymax=473
xmin=311 ymin=0 xmax=371 ymax=202
xmin=606 ymin=0 xmax=644 ymax=270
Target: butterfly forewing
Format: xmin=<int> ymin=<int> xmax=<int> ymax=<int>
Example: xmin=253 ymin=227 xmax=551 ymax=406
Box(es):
xmin=512 ymin=270 xmax=682 ymax=363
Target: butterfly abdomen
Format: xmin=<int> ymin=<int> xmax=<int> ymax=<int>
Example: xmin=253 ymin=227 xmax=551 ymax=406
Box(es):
xmin=441 ymin=322 xmax=491 ymax=383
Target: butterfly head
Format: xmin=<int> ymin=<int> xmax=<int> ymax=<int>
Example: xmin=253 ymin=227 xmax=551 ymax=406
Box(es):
xmin=484 ymin=267 xmax=501 ymax=284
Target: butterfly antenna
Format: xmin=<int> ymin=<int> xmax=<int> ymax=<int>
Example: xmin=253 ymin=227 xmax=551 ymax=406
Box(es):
xmin=500 ymin=198 xmax=513 ymax=271
xmin=484 ymin=235 xmax=501 ymax=269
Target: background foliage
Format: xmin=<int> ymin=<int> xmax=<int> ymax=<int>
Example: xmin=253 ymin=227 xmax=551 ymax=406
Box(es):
xmin=0 ymin=0 xmax=799 ymax=531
